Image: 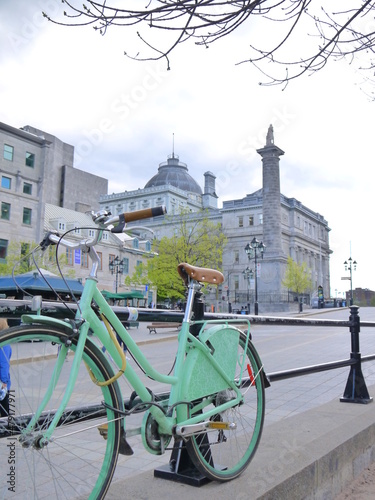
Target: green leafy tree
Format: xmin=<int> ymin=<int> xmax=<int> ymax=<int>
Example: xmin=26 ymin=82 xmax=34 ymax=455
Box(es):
xmin=0 ymin=241 xmax=35 ymax=276
xmin=127 ymin=210 xmax=227 ymax=302
xmin=282 ymin=256 xmax=313 ymax=297
xmin=0 ymin=240 xmax=75 ymax=278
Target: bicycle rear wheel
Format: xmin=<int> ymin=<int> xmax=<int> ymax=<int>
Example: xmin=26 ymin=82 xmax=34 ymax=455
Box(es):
xmin=0 ymin=324 xmax=123 ymax=499
xmin=186 ymin=330 xmax=265 ymax=481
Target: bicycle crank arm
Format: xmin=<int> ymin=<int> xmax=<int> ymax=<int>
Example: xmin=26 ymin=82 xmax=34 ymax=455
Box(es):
xmin=174 ymin=420 xmax=237 ymax=438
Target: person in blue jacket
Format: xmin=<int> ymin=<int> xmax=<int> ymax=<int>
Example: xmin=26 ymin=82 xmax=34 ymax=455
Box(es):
xmin=0 ymin=318 xmax=11 ymax=417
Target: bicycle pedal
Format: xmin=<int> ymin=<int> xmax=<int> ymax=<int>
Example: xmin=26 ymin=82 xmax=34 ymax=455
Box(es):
xmin=98 ymin=423 xmax=108 ymax=439
xmin=97 ymin=424 xmax=134 ymax=455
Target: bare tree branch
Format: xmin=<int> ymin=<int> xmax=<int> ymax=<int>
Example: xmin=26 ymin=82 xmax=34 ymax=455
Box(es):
xmin=43 ymin=1 xmax=375 ymax=88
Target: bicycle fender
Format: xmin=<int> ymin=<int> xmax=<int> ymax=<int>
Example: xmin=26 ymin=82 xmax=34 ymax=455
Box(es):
xmin=181 ymin=324 xmax=241 ymax=401
xmin=21 ymin=314 xmax=75 ymax=332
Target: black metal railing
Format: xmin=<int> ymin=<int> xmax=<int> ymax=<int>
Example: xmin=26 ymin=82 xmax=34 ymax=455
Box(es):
xmin=1 ymin=299 xmax=374 ymax=404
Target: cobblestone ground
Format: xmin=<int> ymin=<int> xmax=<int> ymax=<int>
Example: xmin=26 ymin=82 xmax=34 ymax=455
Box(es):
xmin=335 ymin=462 xmax=375 ymax=499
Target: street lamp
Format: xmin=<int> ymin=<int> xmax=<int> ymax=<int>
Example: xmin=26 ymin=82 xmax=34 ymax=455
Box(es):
xmin=242 ymin=266 xmax=253 ymax=314
xmin=245 ymin=237 xmax=266 ymax=315
xmin=109 ymin=256 xmax=124 ymax=293
xmin=344 ymin=257 xmax=357 ymax=306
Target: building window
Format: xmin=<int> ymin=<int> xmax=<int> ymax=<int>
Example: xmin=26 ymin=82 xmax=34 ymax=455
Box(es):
xmin=74 ymin=226 xmax=81 ymax=235
xmin=88 ymin=229 xmax=95 ymax=238
xmin=25 ymin=152 xmax=35 ymax=168
xmin=23 ymin=182 xmax=32 ymax=195
xmin=259 ymin=214 xmax=263 ymax=225
xmin=97 ymin=252 xmax=103 ymax=271
xmin=0 ymin=239 xmax=8 ymax=261
xmin=234 ymin=276 xmax=239 ymax=291
xmin=238 ymin=216 xmax=243 ymax=228
xmin=145 ymin=241 xmax=151 ymax=252
xmin=234 ymin=250 xmax=239 ymax=264
xmin=81 ymin=252 xmax=89 ymax=268
xmin=1 ymin=202 xmax=10 ymax=220
xmin=249 ymin=216 xmax=254 ymax=226
xmin=23 ymin=207 xmax=32 ymax=225
xmin=1 ymin=176 xmax=11 ymax=189
xmin=58 ymin=221 xmax=66 ymax=231
xmin=123 ymin=257 xmax=129 ymax=274
xmin=102 ymin=232 xmax=108 ymax=241
xmin=133 ymin=238 xmax=139 ymax=249
xmin=66 ymin=248 xmax=74 ymax=266
xmin=4 ymin=144 xmax=14 ymax=161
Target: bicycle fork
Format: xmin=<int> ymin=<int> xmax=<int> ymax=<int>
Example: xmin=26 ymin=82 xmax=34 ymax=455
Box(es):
xmin=20 ymin=322 xmax=91 ymax=449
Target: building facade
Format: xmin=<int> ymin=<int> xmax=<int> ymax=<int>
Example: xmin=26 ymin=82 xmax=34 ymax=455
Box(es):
xmin=100 ymin=126 xmax=331 ymax=312
xmin=0 ymin=122 xmax=155 ymax=303
xmin=2 ymin=120 xmax=331 ymax=312
xmin=0 ymin=122 xmax=108 ymax=253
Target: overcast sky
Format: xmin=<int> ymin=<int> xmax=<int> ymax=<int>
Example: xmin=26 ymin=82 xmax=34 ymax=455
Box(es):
xmin=1 ymin=1 xmax=374 ymax=300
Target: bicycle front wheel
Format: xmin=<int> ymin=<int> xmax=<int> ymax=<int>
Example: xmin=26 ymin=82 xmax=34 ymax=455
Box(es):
xmin=0 ymin=324 xmax=123 ymax=499
xmin=186 ymin=330 xmax=265 ymax=481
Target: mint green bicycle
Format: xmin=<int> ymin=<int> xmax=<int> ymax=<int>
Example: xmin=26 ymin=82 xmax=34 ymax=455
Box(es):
xmin=0 ymin=207 xmax=266 ymax=499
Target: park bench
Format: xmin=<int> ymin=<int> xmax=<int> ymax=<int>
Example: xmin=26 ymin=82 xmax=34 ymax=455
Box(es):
xmin=147 ymin=322 xmax=181 ymax=334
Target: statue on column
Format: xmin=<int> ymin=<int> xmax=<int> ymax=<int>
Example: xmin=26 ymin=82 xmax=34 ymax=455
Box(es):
xmin=266 ymin=124 xmax=274 ymax=145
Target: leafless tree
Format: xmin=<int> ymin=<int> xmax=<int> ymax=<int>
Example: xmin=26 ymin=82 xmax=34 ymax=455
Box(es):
xmin=43 ymin=1 xmax=375 ymax=88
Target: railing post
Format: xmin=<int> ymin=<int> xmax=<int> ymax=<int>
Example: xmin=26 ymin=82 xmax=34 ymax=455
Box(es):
xmin=340 ymin=305 xmax=373 ymax=404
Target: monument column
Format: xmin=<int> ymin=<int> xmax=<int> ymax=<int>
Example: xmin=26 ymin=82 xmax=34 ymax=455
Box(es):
xmin=256 ymin=125 xmax=286 ymax=296
xmin=257 ymin=125 xmax=284 ymax=256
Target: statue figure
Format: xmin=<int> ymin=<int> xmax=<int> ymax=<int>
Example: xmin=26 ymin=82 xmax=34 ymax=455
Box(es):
xmin=266 ymin=124 xmax=274 ymax=145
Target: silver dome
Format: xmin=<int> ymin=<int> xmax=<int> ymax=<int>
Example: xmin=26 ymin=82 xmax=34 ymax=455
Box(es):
xmin=144 ymin=155 xmax=202 ymax=195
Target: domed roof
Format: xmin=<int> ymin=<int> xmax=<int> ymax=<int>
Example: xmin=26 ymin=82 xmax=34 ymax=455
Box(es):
xmin=144 ymin=155 xmax=202 ymax=195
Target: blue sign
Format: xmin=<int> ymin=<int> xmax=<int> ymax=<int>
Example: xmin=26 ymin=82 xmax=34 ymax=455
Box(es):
xmin=74 ymin=249 xmax=81 ymax=265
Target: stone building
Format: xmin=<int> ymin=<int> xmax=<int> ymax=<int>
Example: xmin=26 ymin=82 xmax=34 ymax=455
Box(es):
xmin=0 ymin=122 xmax=155 ymax=302
xmin=221 ymin=126 xmax=331 ymax=312
xmin=0 ymin=121 xmax=107 ymax=250
xmin=100 ymin=126 xmax=331 ymax=312
xmin=1 ymin=120 xmax=331 ymax=312
xmin=101 ymin=152 xmax=217 ymax=218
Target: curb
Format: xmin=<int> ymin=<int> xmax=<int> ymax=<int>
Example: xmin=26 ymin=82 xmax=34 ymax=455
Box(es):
xmin=106 ymin=386 xmax=375 ymax=499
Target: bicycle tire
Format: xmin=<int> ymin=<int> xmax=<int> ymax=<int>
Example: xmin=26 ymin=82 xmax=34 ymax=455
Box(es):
xmin=0 ymin=324 xmax=123 ymax=499
xmin=185 ymin=330 xmax=265 ymax=481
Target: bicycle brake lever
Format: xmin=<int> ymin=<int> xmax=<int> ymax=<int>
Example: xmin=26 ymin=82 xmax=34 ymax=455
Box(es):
xmin=39 ymin=231 xmax=60 ymax=250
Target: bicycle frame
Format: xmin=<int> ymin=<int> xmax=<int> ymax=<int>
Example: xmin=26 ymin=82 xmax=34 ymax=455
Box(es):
xmin=19 ymin=205 xmax=256 ymax=449
xmin=21 ymin=275 xmax=251 ymax=445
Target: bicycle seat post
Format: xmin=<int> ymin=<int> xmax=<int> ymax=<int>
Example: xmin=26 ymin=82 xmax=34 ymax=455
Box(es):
xmin=182 ymin=281 xmax=204 ymax=337
xmin=183 ymin=281 xmax=200 ymax=323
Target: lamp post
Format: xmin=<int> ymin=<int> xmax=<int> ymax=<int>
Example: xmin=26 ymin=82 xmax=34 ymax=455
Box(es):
xmin=344 ymin=257 xmax=357 ymax=306
xmin=109 ymin=256 xmax=124 ymax=293
xmin=242 ymin=266 xmax=253 ymax=314
xmin=245 ymin=237 xmax=266 ymax=315
xmin=226 ymin=271 xmax=234 ymax=313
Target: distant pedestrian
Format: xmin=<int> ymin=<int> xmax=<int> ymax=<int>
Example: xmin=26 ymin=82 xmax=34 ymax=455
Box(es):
xmin=0 ymin=318 xmax=11 ymax=418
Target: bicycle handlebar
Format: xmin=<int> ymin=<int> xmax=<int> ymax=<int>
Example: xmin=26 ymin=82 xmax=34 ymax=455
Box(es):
xmin=40 ymin=205 xmax=167 ymax=251
xmin=111 ymin=206 xmax=167 ymax=233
